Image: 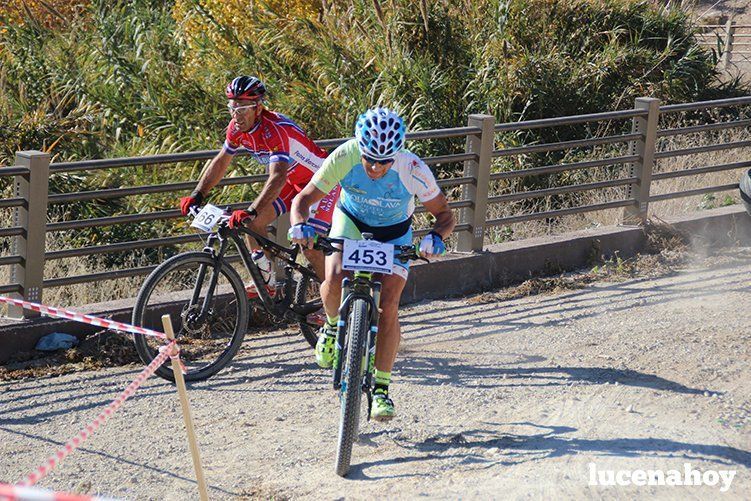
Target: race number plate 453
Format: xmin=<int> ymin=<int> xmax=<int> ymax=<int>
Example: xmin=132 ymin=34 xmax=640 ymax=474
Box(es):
xmin=342 ymin=239 xmax=394 ymax=275
xmin=190 ymin=204 xmax=226 ymax=232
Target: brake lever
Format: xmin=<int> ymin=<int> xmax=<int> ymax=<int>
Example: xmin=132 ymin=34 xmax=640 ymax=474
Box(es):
xmin=310 ymin=237 xmax=337 ymax=256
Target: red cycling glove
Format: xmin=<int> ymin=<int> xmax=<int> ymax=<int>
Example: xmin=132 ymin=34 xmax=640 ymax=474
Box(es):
xmin=179 ymin=191 xmax=204 ymax=216
xmin=228 ymin=209 xmax=256 ymax=229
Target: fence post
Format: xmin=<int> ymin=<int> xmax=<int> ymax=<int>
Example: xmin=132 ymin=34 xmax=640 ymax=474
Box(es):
xmin=161 ymin=315 xmax=210 ymax=501
xmin=723 ymin=19 xmax=735 ymax=70
xmin=622 ymin=98 xmax=660 ymax=226
xmin=8 ymin=151 xmax=49 ymax=319
xmin=457 ymin=114 xmax=494 ymax=252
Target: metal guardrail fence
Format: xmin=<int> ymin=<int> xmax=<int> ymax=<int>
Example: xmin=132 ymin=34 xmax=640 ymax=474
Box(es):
xmin=696 ymin=22 xmax=751 ymax=69
xmin=2 ymin=95 xmax=751 ymax=317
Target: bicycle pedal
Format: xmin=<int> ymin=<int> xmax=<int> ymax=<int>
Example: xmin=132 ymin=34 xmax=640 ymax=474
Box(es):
xmin=306 ymin=310 xmax=326 ymax=326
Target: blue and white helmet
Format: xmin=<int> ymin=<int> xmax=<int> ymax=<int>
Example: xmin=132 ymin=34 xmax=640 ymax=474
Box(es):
xmin=355 ymin=107 xmax=406 ymax=160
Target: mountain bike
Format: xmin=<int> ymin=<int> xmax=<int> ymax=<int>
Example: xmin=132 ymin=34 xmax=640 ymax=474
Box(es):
xmin=131 ymin=205 xmax=322 ymax=382
xmin=314 ymin=234 xmax=427 ymax=477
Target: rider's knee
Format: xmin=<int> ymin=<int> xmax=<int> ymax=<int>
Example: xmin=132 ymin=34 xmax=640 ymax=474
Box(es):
xmin=323 ymin=272 xmax=344 ymax=291
xmin=379 ymin=296 xmax=400 ymax=315
xmin=324 ymin=260 xmax=345 ymax=283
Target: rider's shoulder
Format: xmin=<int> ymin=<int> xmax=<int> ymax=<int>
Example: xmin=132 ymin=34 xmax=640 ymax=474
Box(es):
xmin=262 ymin=111 xmax=307 ymax=138
xmin=393 ymin=149 xmax=426 ymax=171
xmin=260 ymin=109 xmax=280 ymax=123
xmin=262 ymin=110 xmax=298 ymax=130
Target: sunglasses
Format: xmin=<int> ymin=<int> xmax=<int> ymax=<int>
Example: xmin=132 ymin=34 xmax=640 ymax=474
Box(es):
xmin=227 ymin=102 xmax=260 ymax=115
xmin=362 ymin=154 xmax=394 ymax=166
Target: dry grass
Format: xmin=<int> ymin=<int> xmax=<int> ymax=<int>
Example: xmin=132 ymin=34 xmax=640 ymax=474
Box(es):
xmin=480 ymin=124 xmax=751 ymax=243
xmin=40 ymin=230 xmax=205 ymax=308
xmin=0 ymin=331 xmax=140 ymax=381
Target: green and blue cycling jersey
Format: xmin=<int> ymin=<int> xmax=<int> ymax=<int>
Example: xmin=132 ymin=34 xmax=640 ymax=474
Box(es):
xmin=311 ymin=139 xmax=442 ymax=276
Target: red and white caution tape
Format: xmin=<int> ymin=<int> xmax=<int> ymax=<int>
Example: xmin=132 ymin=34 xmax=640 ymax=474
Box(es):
xmin=0 ymin=482 xmax=119 ymax=500
xmin=0 ymin=296 xmax=166 ymax=339
xmin=18 ymin=342 xmax=176 ymax=487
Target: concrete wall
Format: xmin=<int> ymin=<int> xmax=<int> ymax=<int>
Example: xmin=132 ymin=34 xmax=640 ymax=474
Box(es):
xmin=403 ymin=225 xmax=647 ymax=303
xmin=405 ymin=205 xmax=751 ymax=303
xmin=2 ymin=205 xmax=749 ymax=363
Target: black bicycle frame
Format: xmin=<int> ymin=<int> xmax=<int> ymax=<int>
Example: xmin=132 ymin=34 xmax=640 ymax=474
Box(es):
xmin=189 ymin=222 xmax=319 ymax=324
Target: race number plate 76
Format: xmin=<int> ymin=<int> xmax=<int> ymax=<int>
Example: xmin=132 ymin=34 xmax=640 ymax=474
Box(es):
xmin=342 ymin=239 xmax=394 ymax=275
xmin=190 ymin=204 xmax=226 ymax=232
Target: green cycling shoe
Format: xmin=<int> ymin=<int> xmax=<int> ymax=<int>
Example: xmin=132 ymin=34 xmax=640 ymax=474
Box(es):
xmin=370 ymin=388 xmax=395 ymax=421
xmin=315 ymin=323 xmax=337 ymax=368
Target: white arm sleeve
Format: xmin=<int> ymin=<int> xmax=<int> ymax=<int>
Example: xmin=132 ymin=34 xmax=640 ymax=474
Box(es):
xmin=405 ymin=155 xmax=441 ymax=202
xmin=396 ymin=153 xmax=441 ymax=202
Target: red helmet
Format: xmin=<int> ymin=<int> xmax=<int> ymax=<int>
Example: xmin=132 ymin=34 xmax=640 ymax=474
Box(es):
xmin=225 ymin=76 xmax=266 ymax=100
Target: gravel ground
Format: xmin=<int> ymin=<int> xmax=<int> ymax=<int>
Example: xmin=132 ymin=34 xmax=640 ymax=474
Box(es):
xmin=1 ymin=247 xmax=749 ymax=500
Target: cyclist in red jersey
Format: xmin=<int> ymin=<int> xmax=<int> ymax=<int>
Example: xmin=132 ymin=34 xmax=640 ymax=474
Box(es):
xmin=180 ymin=76 xmax=339 ymax=296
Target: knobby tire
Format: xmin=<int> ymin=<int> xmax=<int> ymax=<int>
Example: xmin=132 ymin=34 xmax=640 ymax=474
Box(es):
xmin=335 ymin=298 xmax=369 ymax=477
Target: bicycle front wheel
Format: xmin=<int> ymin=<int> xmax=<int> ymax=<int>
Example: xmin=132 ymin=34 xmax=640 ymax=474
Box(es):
xmin=335 ymin=298 xmax=369 ymax=477
xmin=132 ymin=252 xmax=249 ymax=382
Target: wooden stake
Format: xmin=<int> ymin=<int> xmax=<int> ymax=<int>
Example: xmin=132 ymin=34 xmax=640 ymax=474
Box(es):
xmin=161 ymin=314 xmax=209 ymax=501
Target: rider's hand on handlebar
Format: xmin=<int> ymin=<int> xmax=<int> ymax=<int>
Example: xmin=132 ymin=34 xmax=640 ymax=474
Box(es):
xmin=418 ymin=231 xmax=446 ymax=258
xmin=288 ymin=223 xmax=317 ymax=249
xmin=179 ymin=190 xmax=204 ymax=216
xmin=228 ymin=208 xmax=256 ymax=229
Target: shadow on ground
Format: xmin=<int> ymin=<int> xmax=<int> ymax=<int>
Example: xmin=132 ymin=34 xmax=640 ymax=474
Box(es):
xmin=349 ymin=422 xmax=751 ymax=480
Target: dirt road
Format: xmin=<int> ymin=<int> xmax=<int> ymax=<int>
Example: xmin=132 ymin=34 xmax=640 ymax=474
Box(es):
xmin=1 ymin=248 xmax=749 ymax=499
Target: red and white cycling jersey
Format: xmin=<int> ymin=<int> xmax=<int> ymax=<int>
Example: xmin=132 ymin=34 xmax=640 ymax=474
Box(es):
xmin=224 ymin=110 xmax=327 ymax=181
xmin=222 ymin=110 xmax=338 ymax=232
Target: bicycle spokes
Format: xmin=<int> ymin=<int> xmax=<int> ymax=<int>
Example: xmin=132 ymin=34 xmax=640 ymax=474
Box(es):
xmin=137 ymin=256 xmax=243 ymax=374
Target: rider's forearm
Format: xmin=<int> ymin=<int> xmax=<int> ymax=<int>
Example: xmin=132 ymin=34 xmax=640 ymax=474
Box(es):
xmin=250 ymin=170 xmax=287 ymax=212
xmin=290 ymin=185 xmax=327 ymax=226
xmin=431 ymin=209 xmax=456 ymax=240
xmin=195 ymin=153 xmax=232 ymax=196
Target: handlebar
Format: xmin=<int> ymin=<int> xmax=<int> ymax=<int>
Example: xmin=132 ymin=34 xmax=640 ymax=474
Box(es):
xmin=312 ymin=235 xmax=429 ymax=264
xmin=188 ymin=207 xmax=430 ymax=264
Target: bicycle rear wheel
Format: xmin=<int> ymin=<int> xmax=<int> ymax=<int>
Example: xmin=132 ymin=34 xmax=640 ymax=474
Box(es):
xmin=294 ymin=273 xmax=323 ymax=348
xmin=335 ymin=298 xmax=369 ymax=477
xmin=132 ymin=252 xmax=249 ymax=382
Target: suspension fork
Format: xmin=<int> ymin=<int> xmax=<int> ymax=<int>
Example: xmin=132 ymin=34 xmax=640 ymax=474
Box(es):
xmin=332 ymin=274 xmax=380 ymax=391
xmin=363 ymin=282 xmax=381 ymax=420
xmin=193 ymin=237 xmax=229 ymax=319
xmin=363 ymin=281 xmax=381 ymax=391
xmin=332 ymin=277 xmax=351 ymax=390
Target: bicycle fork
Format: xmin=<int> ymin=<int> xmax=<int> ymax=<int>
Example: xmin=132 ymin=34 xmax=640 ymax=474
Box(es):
xmin=190 ymin=240 xmax=228 ymax=322
xmin=332 ymin=278 xmax=382 ymax=419
xmin=332 ymin=277 xmax=352 ymax=391
xmin=363 ymin=282 xmax=381 ymax=420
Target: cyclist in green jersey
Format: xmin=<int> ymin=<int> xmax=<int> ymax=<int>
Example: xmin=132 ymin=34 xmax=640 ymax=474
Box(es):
xmin=289 ymin=108 xmax=455 ymax=420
